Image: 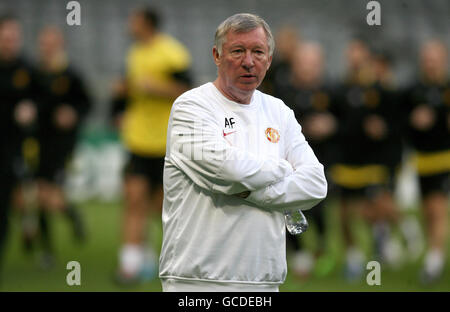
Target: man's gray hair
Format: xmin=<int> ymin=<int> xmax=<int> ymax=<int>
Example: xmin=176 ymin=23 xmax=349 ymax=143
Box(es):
xmin=214 ymin=13 xmax=275 ymax=57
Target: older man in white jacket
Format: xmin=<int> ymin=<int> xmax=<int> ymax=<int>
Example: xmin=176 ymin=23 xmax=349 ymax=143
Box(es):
xmin=159 ymin=13 xmax=327 ymax=292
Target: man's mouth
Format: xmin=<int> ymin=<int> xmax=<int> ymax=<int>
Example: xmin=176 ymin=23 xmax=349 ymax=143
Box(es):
xmin=240 ymin=74 xmax=256 ymax=79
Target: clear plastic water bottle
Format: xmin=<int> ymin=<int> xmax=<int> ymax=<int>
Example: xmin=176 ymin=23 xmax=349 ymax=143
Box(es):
xmin=284 ymin=209 xmax=308 ymax=235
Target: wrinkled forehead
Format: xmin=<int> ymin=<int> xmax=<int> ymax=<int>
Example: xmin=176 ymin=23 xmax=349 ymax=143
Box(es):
xmin=421 ymin=42 xmax=448 ymax=60
xmin=0 ymin=20 xmax=21 ymax=35
xmin=39 ymin=27 xmax=63 ymax=42
xmin=224 ymin=27 xmax=269 ymax=48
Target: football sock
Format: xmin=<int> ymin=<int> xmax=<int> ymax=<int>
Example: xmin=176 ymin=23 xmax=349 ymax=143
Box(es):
xmin=65 ymin=204 xmax=86 ymax=242
xmin=119 ymin=244 xmax=145 ymax=276
xmin=423 ymin=248 xmax=444 ymax=276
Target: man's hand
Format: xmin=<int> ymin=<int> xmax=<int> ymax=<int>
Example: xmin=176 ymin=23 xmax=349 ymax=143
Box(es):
xmin=137 ymin=76 xmax=161 ymax=95
xmin=113 ymin=112 xmax=124 ymax=130
xmin=304 ymin=113 xmax=337 ymax=141
xmin=14 ymin=99 xmax=37 ymax=128
xmin=53 ymin=104 xmax=78 ymax=131
xmin=363 ymin=114 xmax=387 ymax=140
xmin=112 ymin=78 xmax=127 ymax=97
xmin=137 ymin=76 xmax=190 ymax=99
xmin=410 ymin=105 xmax=435 ymax=131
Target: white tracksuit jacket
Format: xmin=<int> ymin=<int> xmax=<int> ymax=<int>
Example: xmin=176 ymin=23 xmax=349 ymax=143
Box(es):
xmin=159 ymin=82 xmax=327 ymax=287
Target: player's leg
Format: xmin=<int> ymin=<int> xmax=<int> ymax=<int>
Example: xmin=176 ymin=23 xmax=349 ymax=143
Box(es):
xmin=306 ymin=202 xmax=327 ymax=255
xmin=33 ymin=180 xmax=56 ymax=268
xmin=372 ymin=168 xmax=423 ymax=265
xmin=423 ymin=192 xmax=447 ymax=249
xmin=32 ymin=142 xmax=56 ymax=261
xmin=285 ymin=187 xmax=303 ymax=278
xmin=419 ymin=173 xmax=449 ymax=283
xmin=12 ymin=181 xmax=39 ymax=253
xmin=149 ymin=182 xmax=164 ymax=215
xmin=120 ymin=175 xmax=151 ymax=270
xmin=140 ymin=157 xmax=165 ymax=280
xmin=340 ymin=189 xmax=366 ymax=281
xmin=37 ymin=141 xmax=86 ymax=242
xmin=290 ymin=201 xmax=329 ymax=279
xmin=367 ymin=187 xmax=404 ymax=267
xmin=287 ymin=229 xmax=312 ymax=279
xmin=309 ymin=201 xmax=336 ymax=277
xmin=117 ymin=154 xmax=153 ymax=283
xmin=0 ymin=174 xmax=14 ymax=276
xmin=38 ymin=179 xmax=86 ymax=239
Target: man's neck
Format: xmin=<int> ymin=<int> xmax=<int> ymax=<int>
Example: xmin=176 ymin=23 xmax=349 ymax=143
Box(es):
xmin=292 ymin=74 xmax=321 ymax=90
xmin=138 ymin=30 xmax=157 ymax=45
xmin=41 ymin=52 xmax=67 ymax=72
xmin=0 ymin=53 xmax=18 ymax=64
xmin=213 ymin=78 xmax=253 ymax=104
xmin=422 ymin=72 xmax=447 ymax=86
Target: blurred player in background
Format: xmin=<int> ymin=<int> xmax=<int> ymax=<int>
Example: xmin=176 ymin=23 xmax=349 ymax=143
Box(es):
xmin=369 ymin=51 xmax=424 ymax=268
xmin=274 ymin=42 xmax=340 ymax=278
xmin=331 ymin=39 xmax=374 ymax=281
xmin=27 ymin=26 xmax=91 ymax=266
xmin=0 ymin=14 xmax=40 ymax=273
xmin=113 ymin=7 xmax=192 ymax=285
xmin=260 ymin=25 xmax=300 ymax=95
xmin=402 ymin=40 xmax=450 ymax=284
xmin=331 ymin=39 xmax=407 ymax=280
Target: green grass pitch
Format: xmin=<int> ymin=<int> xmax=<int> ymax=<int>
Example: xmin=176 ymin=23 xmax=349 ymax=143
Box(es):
xmin=1 ymin=199 xmax=449 ymax=291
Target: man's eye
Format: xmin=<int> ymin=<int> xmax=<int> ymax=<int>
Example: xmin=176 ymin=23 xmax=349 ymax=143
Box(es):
xmin=232 ymin=49 xmax=243 ymax=54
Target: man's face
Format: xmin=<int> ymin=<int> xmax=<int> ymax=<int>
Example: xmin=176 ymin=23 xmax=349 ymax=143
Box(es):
xmin=0 ymin=20 xmax=22 ymax=61
xmin=346 ymin=41 xmax=370 ymax=71
xmin=420 ymin=42 xmax=447 ymax=79
xmin=38 ymin=28 xmax=64 ymax=60
xmin=275 ymin=27 xmax=298 ymax=61
xmin=128 ymin=13 xmax=150 ymax=41
xmin=214 ymin=27 xmax=272 ymax=95
xmin=292 ymin=44 xmax=323 ymax=84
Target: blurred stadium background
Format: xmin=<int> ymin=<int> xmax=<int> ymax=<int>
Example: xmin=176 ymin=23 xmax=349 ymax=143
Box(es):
xmin=0 ymin=0 xmax=449 ymax=291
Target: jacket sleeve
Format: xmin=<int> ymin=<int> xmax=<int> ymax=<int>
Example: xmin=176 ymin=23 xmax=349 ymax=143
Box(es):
xmin=166 ymin=98 xmax=294 ymax=195
xmin=245 ymin=109 xmax=328 ymax=212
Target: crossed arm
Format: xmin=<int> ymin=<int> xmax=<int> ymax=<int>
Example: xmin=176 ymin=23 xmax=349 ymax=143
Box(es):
xmin=166 ymin=98 xmax=327 ymax=212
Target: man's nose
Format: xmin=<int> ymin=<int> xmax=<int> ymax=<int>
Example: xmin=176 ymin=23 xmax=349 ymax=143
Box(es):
xmin=242 ymin=50 xmax=255 ymax=69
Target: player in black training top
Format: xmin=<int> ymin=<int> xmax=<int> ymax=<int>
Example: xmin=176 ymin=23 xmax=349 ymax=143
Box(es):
xmin=401 ymin=40 xmax=450 ymax=284
xmin=273 ymin=42 xmax=340 ymax=279
xmin=31 ymin=26 xmax=91 ymax=265
xmin=331 ymin=39 xmax=408 ymax=281
xmin=259 ymin=25 xmax=301 ymax=96
xmin=0 ymin=14 xmax=41 ymax=273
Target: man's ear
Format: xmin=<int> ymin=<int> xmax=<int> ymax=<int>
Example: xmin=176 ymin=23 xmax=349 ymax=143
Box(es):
xmin=212 ymin=46 xmax=221 ymax=66
xmin=266 ymin=55 xmax=273 ymax=71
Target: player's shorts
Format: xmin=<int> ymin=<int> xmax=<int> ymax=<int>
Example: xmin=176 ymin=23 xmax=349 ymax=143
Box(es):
xmin=418 ymin=172 xmax=449 ymax=197
xmin=330 ymin=163 xmax=393 ymax=200
xmin=337 ymin=184 xmax=390 ymax=200
xmin=0 ymin=171 xmax=15 ymax=241
xmin=36 ymin=140 xmax=74 ymax=184
xmin=413 ymin=149 xmax=450 ymax=196
xmin=124 ymin=152 xmax=165 ymax=185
